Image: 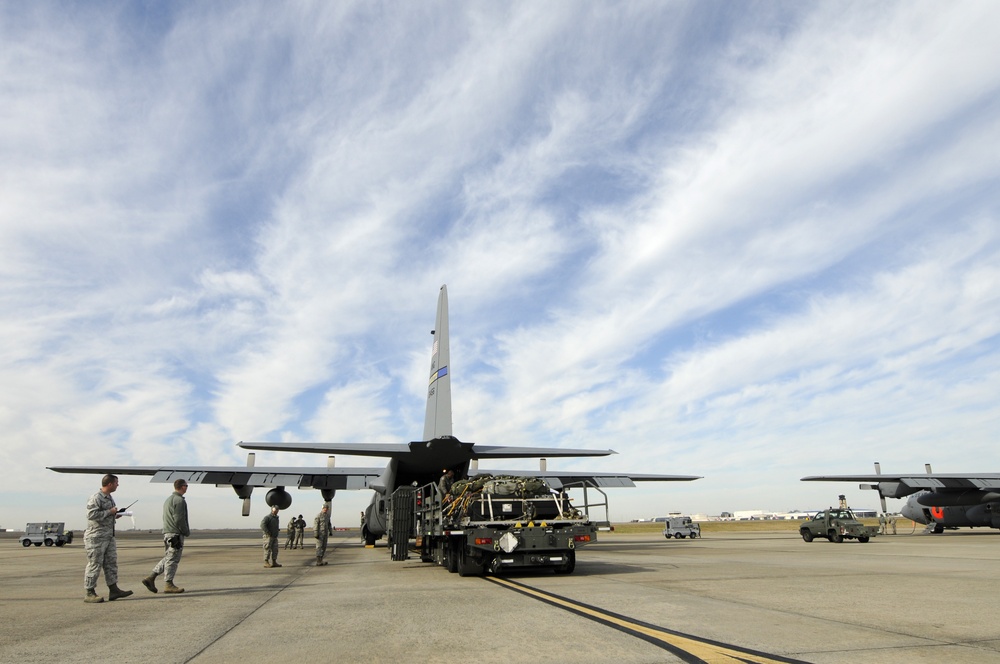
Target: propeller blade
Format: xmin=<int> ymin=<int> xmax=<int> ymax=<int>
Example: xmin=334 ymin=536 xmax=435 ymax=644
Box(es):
xmin=874 ymin=461 xmax=887 ymax=514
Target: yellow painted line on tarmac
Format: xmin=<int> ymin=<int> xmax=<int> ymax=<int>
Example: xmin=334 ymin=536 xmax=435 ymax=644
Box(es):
xmin=486 ymin=577 xmax=807 ymax=664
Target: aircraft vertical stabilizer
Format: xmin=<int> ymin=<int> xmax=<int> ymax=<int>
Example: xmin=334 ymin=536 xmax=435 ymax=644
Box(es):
xmin=423 ymin=285 xmax=453 ymax=440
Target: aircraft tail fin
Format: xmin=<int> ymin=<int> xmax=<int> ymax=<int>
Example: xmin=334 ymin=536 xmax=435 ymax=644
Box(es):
xmin=423 ymin=285 xmax=453 ymax=440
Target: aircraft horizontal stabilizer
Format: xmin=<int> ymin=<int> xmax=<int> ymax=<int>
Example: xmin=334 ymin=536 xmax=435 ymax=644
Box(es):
xmin=238 ymin=441 xmax=412 ymax=457
xmin=469 ymin=445 xmax=616 ymax=459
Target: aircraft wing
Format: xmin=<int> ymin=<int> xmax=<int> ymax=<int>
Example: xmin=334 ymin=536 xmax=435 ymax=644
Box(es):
xmin=473 ymin=469 xmax=702 ymax=489
xmin=801 ymin=473 xmax=1000 ymax=491
xmin=47 ymin=464 xmax=384 ymax=491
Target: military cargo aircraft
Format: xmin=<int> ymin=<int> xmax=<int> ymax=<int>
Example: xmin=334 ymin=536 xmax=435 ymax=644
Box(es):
xmin=802 ymin=462 xmax=1000 ymax=533
xmin=51 ymin=285 xmax=700 ymax=543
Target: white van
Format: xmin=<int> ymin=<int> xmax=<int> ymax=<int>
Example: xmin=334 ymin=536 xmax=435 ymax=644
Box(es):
xmin=662 ymin=516 xmax=700 ymax=539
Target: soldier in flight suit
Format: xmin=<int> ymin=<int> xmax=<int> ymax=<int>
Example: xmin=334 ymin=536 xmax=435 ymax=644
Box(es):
xmin=143 ymin=479 xmax=190 ymax=594
xmin=83 ymin=474 xmax=133 ymax=603
xmin=294 ymin=514 xmax=306 ymax=549
xmin=261 ymin=506 xmax=282 ymax=568
xmin=438 ymin=469 xmax=455 ymax=502
xmin=314 ymin=504 xmax=333 ymax=566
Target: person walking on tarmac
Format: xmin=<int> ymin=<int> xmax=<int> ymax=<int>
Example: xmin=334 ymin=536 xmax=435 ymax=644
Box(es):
xmin=284 ymin=517 xmax=296 ymax=549
xmin=314 ymin=504 xmax=333 ymax=566
xmin=83 ymin=474 xmax=133 ymax=603
xmin=878 ymin=513 xmax=887 ymax=535
xmin=142 ymin=479 xmax=190 ymax=594
xmin=294 ymin=514 xmax=306 ymax=549
xmin=261 ymin=506 xmax=282 ymax=568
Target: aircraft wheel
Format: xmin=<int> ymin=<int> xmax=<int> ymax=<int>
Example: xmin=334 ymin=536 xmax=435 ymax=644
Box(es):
xmin=44 ymin=539 xmax=54 ymax=547
xmin=801 ymin=530 xmax=813 ymax=542
xmin=21 ymin=539 xmax=31 ymax=547
xmin=858 ymin=536 xmax=870 ymax=543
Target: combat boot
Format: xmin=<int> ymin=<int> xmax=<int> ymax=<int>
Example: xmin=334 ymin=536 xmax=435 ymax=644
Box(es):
xmin=164 ymin=580 xmax=185 ymax=594
xmin=263 ymin=560 xmax=274 ymax=568
xmin=142 ymin=573 xmax=159 ymax=593
xmin=271 ymin=562 xmax=282 ymax=568
xmin=84 ymin=588 xmax=104 ymax=604
xmin=108 ymin=583 xmax=133 ymax=601
xmin=316 ymin=557 xmax=327 ymax=566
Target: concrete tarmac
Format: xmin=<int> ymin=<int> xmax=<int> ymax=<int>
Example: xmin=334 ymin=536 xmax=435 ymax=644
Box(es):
xmin=2 ymin=528 xmax=999 ymax=664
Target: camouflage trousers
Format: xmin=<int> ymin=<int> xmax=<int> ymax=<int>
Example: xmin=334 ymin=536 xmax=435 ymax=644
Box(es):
xmin=84 ymin=536 xmax=118 ymax=589
xmin=263 ymin=535 xmax=279 ymax=563
xmin=315 ymin=535 xmax=328 ymax=559
xmin=153 ymin=534 xmax=184 ymax=581
xmin=285 ymin=531 xmax=295 ymax=548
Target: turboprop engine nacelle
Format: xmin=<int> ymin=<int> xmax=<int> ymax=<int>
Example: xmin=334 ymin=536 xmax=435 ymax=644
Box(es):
xmin=869 ymin=481 xmax=913 ymax=499
xmin=265 ymin=487 xmax=292 ymax=510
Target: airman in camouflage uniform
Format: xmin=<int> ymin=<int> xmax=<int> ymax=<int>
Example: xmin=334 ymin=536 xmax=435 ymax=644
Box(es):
xmin=294 ymin=514 xmax=306 ymax=548
xmin=83 ymin=474 xmax=133 ymax=603
xmin=261 ymin=505 xmax=282 ymax=567
xmin=314 ymin=504 xmax=333 ymax=566
xmin=143 ymin=479 xmax=190 ymax=594
xmin=284 ymin=517 xmax=296 ymax=549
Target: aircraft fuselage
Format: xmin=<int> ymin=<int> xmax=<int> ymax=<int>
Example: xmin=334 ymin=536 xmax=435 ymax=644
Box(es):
xmin=901 ymin=492 xmax=1000 ymax=531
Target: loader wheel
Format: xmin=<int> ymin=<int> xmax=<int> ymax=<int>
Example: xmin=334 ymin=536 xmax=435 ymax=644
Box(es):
xmin=674 ymin=532 xmax=683 ymax=539
xmin=457 ymin=546 xmax=483 ymax=577
xmin=801 ymin=530 xmax=813 ymax=542
xmin=554 ymin=550 xmax=576 ymax=575
xmin=44 ymin=539 xmax=54 ymax=547
xmin=21 ymin=539 xmax=31 ymax=547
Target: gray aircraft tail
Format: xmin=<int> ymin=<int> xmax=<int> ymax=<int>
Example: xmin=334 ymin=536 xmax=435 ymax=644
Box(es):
xmin=423 ymin=285 xmax=453 ymax=440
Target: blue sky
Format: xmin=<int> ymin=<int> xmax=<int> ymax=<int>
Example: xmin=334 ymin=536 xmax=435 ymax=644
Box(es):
xmin=2 ymin=2 xmax=998 ymax=530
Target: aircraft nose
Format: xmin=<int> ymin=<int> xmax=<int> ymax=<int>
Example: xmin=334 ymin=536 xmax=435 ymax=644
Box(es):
xmin=900 ymin=496 xmax=924 ymax=523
